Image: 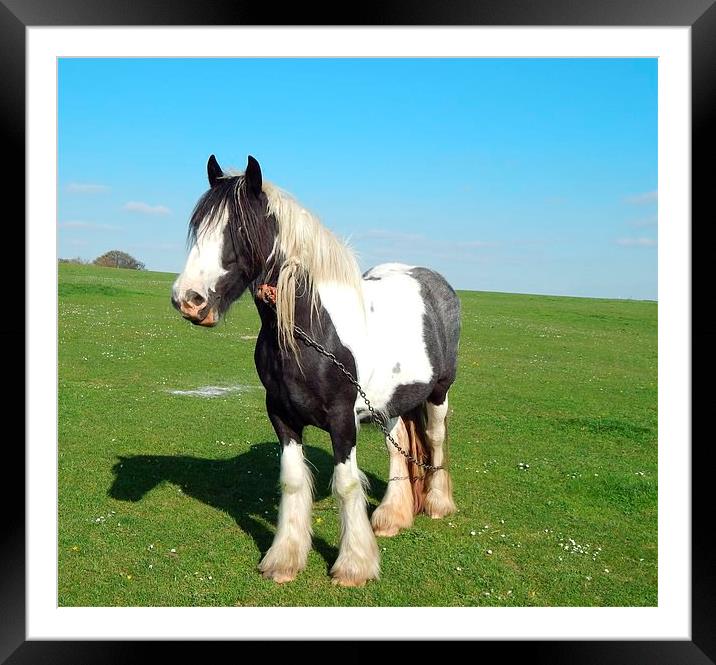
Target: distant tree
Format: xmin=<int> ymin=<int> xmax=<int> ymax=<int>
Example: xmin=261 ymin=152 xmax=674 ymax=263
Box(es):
xmin=93 ymin=250 xmax=145 ymax=270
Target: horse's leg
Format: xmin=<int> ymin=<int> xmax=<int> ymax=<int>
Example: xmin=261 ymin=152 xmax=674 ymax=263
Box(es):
xmin=423 ymin=394 xmax=457 ymax=519
xmin=370 ymin=416 xmax=414 ymax=537
xmin=258 ymin=403 xmax=313 ymax=584
xmin=329 ymin=415 xmax=380 ymax=587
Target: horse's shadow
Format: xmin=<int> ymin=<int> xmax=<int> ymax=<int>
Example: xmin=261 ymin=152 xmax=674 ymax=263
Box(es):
xmin=108 ymin=443 xmax=387 ymax=571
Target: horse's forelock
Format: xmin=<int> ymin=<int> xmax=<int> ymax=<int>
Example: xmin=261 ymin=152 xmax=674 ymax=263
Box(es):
xmin=187 ymin=176 xmax=239 ymax=242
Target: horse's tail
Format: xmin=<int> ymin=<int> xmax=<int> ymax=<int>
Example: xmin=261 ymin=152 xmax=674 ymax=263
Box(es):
xmin=401 ymin=404 xmax=431 ymax=515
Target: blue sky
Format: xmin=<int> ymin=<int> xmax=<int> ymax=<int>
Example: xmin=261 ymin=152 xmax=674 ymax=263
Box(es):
xmin=58 ymin=58 xmax=657 ymax=300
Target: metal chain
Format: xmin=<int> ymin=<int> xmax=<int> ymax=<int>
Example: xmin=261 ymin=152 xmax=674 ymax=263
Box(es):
xmin=292 ymin=323 xmax=444 ymax=474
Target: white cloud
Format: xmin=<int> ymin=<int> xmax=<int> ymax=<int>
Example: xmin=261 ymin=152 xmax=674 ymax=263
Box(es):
xmin=348 ymin=228 xmax=500 ymax=270
xmin=59 ymin=221 xmax=122 ymax=231
xmin=615 ymin=237 xmax=657 ymax=247
xmin=66 ymin=182 xmax=110 ymax=193
xmin=350 ymin=228 xmax=496 ymax=251
xmin=123 ymin=201 xmax=171 ymax=215
xmin=350 ymin=229 xmax=424 ymax=243
xmin=624 ymin=191 xmax=658 ymax=205
xmin=127 ymin=242 xmax=183 ymax=251
xmin=460 ymin=240 xmax=498 ymax=249
xmin=628 ymin=216 xmax=658 ymax=229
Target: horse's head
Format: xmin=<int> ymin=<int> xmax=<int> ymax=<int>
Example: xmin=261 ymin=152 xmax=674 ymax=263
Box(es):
xmin=171 ymin=154 xmax=275 ymax=326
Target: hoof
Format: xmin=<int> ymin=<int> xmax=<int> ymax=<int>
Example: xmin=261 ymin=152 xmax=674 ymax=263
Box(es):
xmin=260 ymin=569 xmax=297 ymax=584
xmin=371 ymin=504 xmax=413 ymax=537
xmin=331 ymin=576 xmax=368 ymax=588
xmin=258 ymin=539 xmax=308 ymax=584
xmin=329 ymin=557 xmax=379 ymax=588
xmin=423 ymin=491 xmax=457 ymax=519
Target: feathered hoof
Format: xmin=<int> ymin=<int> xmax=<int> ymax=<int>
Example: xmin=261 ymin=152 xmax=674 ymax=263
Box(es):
xmin=260 ymin=568 xmax=297 ymax=584
xmin=330 ymin=552 xmax=380 ymax=588
xmin=331 ymin=575 xmax=368 ymax=588
xmin=371 ymin=503 xmax=413 ymax=537
xmin=424 ymin=489 xmax=457 ymax=519
xmin=258 ymin=543 xmax=306 ymax=584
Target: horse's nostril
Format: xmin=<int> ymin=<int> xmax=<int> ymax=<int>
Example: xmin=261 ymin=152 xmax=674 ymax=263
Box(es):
xmin=186 ymin=290 xmax=206 ymax=307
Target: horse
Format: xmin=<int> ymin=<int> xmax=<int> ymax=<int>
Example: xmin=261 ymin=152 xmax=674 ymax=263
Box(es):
xmin=171 ymin=154 xmax=461 ymax=587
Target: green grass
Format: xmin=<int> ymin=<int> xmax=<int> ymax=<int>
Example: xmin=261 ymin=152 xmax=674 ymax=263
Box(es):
xmin=58 ymin=263 xmax=657 ymax=606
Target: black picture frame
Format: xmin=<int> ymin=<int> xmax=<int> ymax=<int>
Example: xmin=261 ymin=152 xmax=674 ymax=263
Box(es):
xmin=10 ymin=0 xmax=710 ymax=662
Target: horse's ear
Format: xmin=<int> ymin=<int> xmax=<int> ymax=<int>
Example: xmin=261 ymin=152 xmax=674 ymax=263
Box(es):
xmin=207 ymin=154 xmax=223 ymax=188
xmin=245 ymin=155 xmax=263 ymax=198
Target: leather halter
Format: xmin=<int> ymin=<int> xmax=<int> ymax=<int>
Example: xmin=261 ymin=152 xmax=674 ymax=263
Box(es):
xmin=256 ymin=283 xmax=278 ymax=305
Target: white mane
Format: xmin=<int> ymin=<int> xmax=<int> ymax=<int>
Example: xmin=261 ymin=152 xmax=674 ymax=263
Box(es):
xmin=262 ymin=182 xmax=364 ymax=356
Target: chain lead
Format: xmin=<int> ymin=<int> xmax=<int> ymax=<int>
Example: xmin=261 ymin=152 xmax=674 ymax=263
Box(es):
xmin=292 ymin=323 xmax=444 ymax=473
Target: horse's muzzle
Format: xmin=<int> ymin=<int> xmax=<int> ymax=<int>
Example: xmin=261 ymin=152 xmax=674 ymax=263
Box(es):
xmin=189 ymin=309 xmax=218 ymax=327
xmin=175 ymin=297 xmax=218 ymax=327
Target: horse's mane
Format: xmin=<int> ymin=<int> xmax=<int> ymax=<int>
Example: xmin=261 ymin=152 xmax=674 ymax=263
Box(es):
xmin=263 ymin=182 xmax=363 ymax=355
xmin=188 ymin=173 xmax=363 ymax=356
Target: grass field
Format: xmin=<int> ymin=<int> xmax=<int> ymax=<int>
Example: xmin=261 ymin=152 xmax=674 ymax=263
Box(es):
xmin=58 ymin=262 xmax=658 ymax=607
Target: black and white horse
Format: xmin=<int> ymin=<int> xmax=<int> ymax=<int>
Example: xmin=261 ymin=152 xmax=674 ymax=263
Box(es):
xmin=172 ymin=155 xmax=461 ymax=587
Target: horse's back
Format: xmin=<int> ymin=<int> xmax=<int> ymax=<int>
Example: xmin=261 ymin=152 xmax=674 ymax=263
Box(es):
xmin=404 ymin=265 xmax=461 ymax=387
xmin=361 ymin=263 xmax=460 ymax=412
